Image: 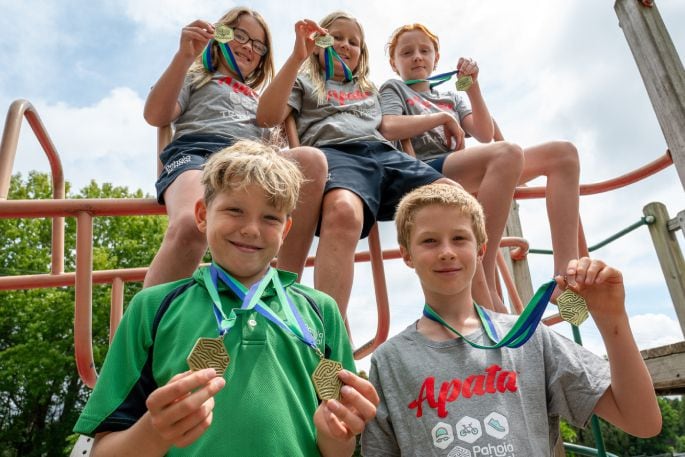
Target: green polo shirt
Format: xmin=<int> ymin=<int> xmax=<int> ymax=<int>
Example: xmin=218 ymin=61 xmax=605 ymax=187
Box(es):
xmin=74 ymin=267 xmax=356 ymax=456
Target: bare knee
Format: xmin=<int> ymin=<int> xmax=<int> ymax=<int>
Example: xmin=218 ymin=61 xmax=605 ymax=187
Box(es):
xmin=320 ymin=192 xmax=364 ymax=243
xmin=287 ymin=146 xmax=328 ymax=184
xmin=548 ymin=141 xmax=579 ymax=175
xmin=164 ymin=212 xmax=206 ymax=252
xmin=493 ymin=141 xmax=524 ymax=175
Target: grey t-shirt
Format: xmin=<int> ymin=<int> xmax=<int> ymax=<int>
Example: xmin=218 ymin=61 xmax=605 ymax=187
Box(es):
xmin=362 ymin=312 xmax=611 ymax=457
xmin=172 ymin=74 xmax=269 ymax=142
xmin=379 ymin=79 xmax=472 ymax=161
xmin=288 ymin=74 xmax=391 ymax=147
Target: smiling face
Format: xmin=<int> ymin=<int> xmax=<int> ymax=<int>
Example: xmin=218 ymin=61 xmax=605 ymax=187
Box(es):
xmin=223 ymin=14 xmax=267 ymax=80
xmin=390 ymin=29 xmax=439 ymax=82
xmin=195 ymin=183 xmax=292 ymax=288
xmin=401 ymin=204 xmax=483 ymax=307
xmin=317 ymin=18 xmax=363 ymax=80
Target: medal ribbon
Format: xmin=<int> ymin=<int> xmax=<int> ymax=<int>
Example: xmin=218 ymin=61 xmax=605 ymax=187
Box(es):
xmin=404 ymin=70 xmax=459 ymax=89
xmin=203 ymin=265 xmax=274 ymax=336
xmin=323 ymin=47 xmax=353 ymax=82
xmin=422 ymin=280 xmax=556 ymax=349
xmin=202 ymin=39 xmax=244 ymax=82
xmin=209 ymin=264 xmax=321 ymax=356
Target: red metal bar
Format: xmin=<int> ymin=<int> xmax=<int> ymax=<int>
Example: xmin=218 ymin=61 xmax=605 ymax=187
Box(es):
xmin=75 ymin=212 xmax=97 ymax=388
xmin=514 ymin=152 xmax=673 ymax=199
xmin=0 ymin=197 xmax=165 ymax=218
xmin=497 ymin=250 xmax=525 ymax=314
xmin=110 ymin=278 xmax=125 ymax=344
xmin=353 ymin=224 xmax=391 ymax=359
xmin=0 ymin=99 xmax=65 ymax=274
xmin=0 ymin=267 xmax=148 ymax=290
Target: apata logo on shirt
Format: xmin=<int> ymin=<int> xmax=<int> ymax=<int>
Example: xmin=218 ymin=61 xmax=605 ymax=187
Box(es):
xmin=216 ymin=77 xmax=258 ymax=99
xmin=406 ymin=95 xmax=453 ymax=112
xmin=326 ymin=89 xmax=372 ymax=106
xmin=408 ymin=364 xmax=518 ymax=418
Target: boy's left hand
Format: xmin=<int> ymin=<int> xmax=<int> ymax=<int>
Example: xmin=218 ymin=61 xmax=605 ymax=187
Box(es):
xmin=457 ymin=57 xmax=479 ymax=83
xmin=555 ymin=257 xmax=625 ymax=321
xmin=314 ymin=369 xmax=379 ymax=442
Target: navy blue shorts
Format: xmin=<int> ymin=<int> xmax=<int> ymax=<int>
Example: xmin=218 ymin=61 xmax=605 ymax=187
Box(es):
xmin=155 ymin=134 xmax=236 ymax=204
xmin=320 ymin=142 xmax=443 ymax=238
xmin=424 ymin=155 xmax=447 ymax=173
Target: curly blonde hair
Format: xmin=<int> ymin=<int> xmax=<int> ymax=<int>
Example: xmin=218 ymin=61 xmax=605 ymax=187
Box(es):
xmin=202 ymin=139 xmax=303 ymax=213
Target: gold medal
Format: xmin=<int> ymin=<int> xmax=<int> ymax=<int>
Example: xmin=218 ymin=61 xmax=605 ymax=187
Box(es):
xmin=314 ymin=34 xmax=334 ymax=48
xmin=214 ymin=24 xmax=234 ymax=43
xmin=556 ymin=289 xmax=589 ymax=326
xmin=455 ymin=75 xmax=473 ymax=91
xmin=187 ymin=337 xmax=230 ymax=377
xmin=312 ymin=358 xmax=343 ymax=401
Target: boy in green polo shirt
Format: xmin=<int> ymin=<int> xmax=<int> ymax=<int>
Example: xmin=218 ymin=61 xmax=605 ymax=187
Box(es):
xmin=74 ymin=139 xmax=379 ymax=456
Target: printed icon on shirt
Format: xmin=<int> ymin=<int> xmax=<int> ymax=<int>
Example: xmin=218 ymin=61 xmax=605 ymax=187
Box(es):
xmin=431 ymin=422 xmax=454 ymax=450
xmin=484 ymin=412 xmax=509 ymax=439
xmin=447 ymin=445 xmax=472 ymax=457
xmin=455 ymin=416 xmax=482 ymax=444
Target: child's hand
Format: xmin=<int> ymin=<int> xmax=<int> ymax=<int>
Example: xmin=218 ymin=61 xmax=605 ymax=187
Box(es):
xmin=442 ymin=113 xmax=465 ymax=151
xmin=292 ymin=19 xmax=328 ymax=63
xmin=314 ymin=370 xmax=379 ymax=445
xmin=145 ymin=368 xmax=226 ymax=448
xmin=555 ymin=257 xmax=626 ymax=321
xmin=178 ymin=20 xmax=215 ymax=62
xmin=457 ymin=57 xmax=479 ymax=84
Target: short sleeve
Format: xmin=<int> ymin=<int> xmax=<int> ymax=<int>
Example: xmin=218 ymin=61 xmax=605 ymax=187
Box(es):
xmin=361 ymin=355 xmax=401 ymax=457
xmin=541 ymin=326 xmax=611 ymax=428
xmin=177 ymin=75 xmax=193 ymax=114
xmin=451 ymin=92 xmax=472 ymax=123
xmin=379 ymin=79 xmax=406 ymax=116
xmin=287 ymin=76 xmax=305 ymax=114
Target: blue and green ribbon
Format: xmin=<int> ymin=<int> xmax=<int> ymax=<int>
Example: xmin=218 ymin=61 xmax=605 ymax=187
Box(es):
xmin=202 ymin=39 xmax=244 ymax=82
xmin=422 ymin=280 xmax=556 ymax=349
xmin=404 ymin=70 xmax=459 ymax=89
xmin=323 ymin=47 xmax=353 ymax=82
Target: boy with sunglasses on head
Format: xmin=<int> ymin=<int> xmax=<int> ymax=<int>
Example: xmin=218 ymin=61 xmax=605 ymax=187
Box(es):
xmin=361 ymin=183 xmax=660 ymax=456
xmin=74 ymin=140 xmax=378 ymax=456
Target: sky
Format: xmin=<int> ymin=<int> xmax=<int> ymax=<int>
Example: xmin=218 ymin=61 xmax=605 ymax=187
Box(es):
xmin=1 ymin=0 xmax=684 ymax=372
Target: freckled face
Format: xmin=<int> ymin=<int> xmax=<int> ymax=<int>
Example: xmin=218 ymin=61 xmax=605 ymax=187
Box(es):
xmin=391 ymin=30 xmax=439 ymax=81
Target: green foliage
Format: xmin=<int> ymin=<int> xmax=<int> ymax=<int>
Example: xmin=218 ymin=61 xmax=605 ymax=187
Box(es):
xmin=0 ymin=173 xmax=166 ymax=456
xmin=566 ymin=397 xmax=685 ymax=456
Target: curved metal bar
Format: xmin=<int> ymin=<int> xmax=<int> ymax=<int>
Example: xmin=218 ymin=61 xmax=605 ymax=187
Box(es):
xmin=0 ymin=99 xmax=65 ymax=274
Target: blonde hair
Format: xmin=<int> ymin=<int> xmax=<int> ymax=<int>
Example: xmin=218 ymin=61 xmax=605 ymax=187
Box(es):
xmin=395 ymin=183 xmax=487 ymax=250
xmin=201 ymin=139 xmax=304 ymax=213
xmin=188 ymin=7 xmax=275 ymax=91
xmin=301 ymin=11 xmax=375 ymax=103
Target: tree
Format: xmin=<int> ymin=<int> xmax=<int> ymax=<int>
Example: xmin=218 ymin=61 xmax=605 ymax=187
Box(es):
xmin=0 ymin=172 xmax=166 ymax=456
xmin=567 ymin=396 xmax=685 ymax=456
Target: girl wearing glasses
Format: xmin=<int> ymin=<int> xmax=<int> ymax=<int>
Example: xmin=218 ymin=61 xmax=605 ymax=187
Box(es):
xmin=143 ymin=7 xmax=327 ymax=288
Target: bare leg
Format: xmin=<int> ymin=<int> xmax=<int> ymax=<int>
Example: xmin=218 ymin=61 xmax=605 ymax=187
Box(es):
xmin=441 ymin=142 xmax=524 ymax=312
xmin=278 ymin=146 xmax=327 ymax=279
xmin=519 ymin=141 xmax=580 ymax=299
xmin=144 ymin=170 xmax=207 ymax=288
xmin=314 ymin=189 xmax=365 ymax=319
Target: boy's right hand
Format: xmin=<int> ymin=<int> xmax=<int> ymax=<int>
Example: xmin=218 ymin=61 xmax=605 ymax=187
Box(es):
xmin=292 ymin=19 xmax=328 ymax=63
xmin=178 ymin=20 xmax=215 ymax=62
xmin=145 ymin=368 xmax=226 ymax=448
xmin=442 ymin=113 xmax=465 ymax=151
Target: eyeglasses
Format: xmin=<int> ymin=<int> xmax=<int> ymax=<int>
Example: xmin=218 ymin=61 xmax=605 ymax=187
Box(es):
xmin=232 ymin=27 xmax=268 ymax=56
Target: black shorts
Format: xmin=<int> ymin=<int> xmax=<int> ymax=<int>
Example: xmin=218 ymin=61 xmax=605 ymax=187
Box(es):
xmin=320 ymin=142 xmax=443 ymax=238
xmin=155 ymin=134 xmax=236 ymax=204
xmin=424 ymin=155 xmax=447 ymax=173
